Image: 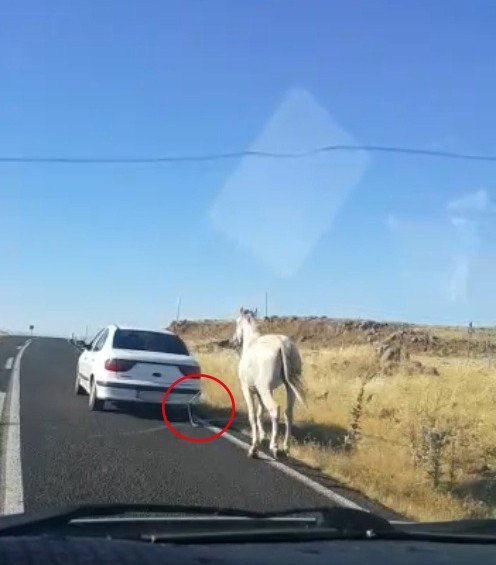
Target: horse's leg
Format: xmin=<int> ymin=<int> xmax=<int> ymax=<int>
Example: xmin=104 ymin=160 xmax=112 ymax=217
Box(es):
xmin=259 ymin=389 xmax=279 ymax=459
xmin=255 ymin=391 xmax=266 ymax=442
xmin=283 ymin=384 xmax=295 ymax=454
xmin=241 ymin=383 xmax=259 ymax=457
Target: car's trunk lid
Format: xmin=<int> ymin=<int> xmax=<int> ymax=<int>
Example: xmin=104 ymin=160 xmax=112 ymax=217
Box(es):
xmin=110 ymin=349 xmax=200 ymax=388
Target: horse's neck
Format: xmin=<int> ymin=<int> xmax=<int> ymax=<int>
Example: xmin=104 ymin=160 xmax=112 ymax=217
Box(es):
xmin=242 ymin=322 xmax=260 ymax=354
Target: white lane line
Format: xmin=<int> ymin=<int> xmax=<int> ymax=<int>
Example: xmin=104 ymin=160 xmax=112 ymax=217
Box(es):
xmin=2 ymin=340 xmax=31 ymax=515
xmin=0 ymin=393 xmax=5 ymax=425
xmin=197 ymin=418 xmax=365 ymax=511
xmin=4 ymin=358 xmax=13 ymax=370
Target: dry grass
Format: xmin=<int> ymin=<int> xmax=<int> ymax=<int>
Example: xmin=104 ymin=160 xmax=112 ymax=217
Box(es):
xmin=196 ymin=344 xmax=496 ymax=521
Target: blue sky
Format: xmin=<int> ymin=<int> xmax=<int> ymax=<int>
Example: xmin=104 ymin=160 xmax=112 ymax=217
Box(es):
xmin=1 ymin=1 xmax=496 ymax=336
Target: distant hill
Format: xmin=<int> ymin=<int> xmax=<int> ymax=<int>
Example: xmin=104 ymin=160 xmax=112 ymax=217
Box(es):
xmin=168 ymin=316 xmax=496 ymax=358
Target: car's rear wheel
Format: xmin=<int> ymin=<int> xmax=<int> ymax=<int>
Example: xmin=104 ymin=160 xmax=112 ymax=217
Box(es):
xmin=89 ymin=378 xmax=105 ymax=411
xmin=74 ymin=369 xmax=85 ymax=395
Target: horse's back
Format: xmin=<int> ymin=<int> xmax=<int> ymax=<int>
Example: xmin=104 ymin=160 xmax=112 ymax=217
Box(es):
xmin=239 ymin=334 xmax=301 ymax=389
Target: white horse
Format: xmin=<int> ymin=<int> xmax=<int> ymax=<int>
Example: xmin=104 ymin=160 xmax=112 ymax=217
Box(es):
xmin=231 ymin=308 xmax=305 ymax=459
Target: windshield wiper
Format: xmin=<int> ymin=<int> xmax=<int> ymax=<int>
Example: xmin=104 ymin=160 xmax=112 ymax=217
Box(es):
xmin=0 ymin=504 xmax=392 ymax=538
xmin=1 ymin=504 xmax=495 ymax=544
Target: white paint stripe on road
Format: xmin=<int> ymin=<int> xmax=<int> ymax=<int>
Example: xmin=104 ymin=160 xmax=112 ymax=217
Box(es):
xmin=4 ymin=357 xmax=13 ymax=370
xmin=1 ymin=340 xmax=31 ymax=515
xmin=0 ymin=393 xmax=5 ymax=425
xmin=197 ymin=418 xmax=365 ymax=511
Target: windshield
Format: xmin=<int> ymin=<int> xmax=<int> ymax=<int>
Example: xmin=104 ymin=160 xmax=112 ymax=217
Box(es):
xmin=1 ymin=1 xmax=495 ymax=530
xmin=113 ymin=330 xmax=189 ymax=355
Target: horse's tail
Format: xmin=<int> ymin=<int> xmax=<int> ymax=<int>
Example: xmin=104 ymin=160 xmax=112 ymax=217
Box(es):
xmin=279 ymin=338 xmax=306 ymax=407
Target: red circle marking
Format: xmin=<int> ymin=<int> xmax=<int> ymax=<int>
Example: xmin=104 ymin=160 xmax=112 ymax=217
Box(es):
xmin=161 ymin=374 xmax=236 ymax=443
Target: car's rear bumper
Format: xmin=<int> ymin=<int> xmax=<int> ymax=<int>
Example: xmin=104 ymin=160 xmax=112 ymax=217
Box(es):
xmin=95 ymin=380 xmax=200 ymax=405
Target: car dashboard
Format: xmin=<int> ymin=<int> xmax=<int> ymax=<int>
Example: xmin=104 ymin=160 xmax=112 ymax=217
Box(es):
xmin=0 ymin=535 xmax=494 ymax=564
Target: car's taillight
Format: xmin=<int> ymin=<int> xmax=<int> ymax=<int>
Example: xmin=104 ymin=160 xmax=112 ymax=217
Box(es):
xmin=179 ymin=365 xmax=201 ymax=377
xmin=104 ymin=359 xmax=137 ymax=372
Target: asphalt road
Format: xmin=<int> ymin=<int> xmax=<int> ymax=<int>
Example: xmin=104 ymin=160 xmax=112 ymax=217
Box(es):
xmin=2 ymin=337 xmax=343 ymax=514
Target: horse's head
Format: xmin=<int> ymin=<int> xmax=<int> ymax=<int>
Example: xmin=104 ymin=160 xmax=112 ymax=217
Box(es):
xmin=231 ymin=307 xmax=257 ymax=348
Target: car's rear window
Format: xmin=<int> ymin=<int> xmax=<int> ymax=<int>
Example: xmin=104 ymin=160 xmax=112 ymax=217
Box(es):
xmin=112 ymin=330 xmax=189 ymax=355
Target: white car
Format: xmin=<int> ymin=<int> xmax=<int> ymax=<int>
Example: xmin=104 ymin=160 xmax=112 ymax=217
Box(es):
xmin=75 ymin=325 xmax=201 ymax=411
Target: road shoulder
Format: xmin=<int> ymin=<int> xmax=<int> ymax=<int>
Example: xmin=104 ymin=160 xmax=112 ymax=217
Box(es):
xmin=0 ymin=340 xmax=31 ymax=515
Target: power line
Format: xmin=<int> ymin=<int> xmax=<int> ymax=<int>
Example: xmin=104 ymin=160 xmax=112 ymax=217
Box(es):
xmin=1 ymin=144 xmax=496 ymax=164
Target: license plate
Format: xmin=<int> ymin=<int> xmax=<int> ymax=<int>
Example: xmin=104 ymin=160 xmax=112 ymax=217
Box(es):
xmin=138 ymin=391 xmax=164 ymax=403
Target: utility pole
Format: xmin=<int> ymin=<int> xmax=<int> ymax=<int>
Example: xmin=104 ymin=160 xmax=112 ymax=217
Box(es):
xmin=468 ymin=321 xmax=474 ymax=358
xmin=176 ymin=296 xmax=182 ymax=322
xmin=265 ymin=291 xmax=269 ymax=318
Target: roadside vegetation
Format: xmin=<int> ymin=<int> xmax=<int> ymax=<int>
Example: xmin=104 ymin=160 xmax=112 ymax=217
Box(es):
xmin=172 ymin=318 xmax=496 ymax=521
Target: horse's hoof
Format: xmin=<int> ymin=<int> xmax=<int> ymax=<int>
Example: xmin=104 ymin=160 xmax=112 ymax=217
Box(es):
xmin=270 ymin=448 xmax=278 ymax=460
xmin=248 ymin=448 xmax=258 ymax=458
